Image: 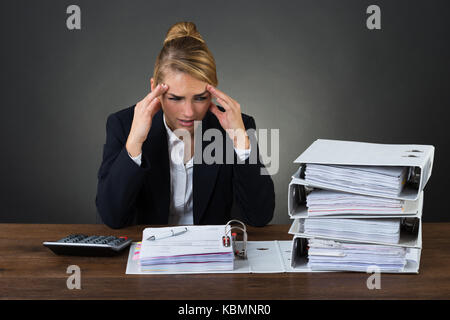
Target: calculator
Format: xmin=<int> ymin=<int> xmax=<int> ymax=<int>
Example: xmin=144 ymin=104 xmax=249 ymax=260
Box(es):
xmin=43 ymin=234 xmax=133 ymax=256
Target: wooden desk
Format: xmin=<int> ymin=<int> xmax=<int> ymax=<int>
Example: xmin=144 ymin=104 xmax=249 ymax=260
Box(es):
xmin=0 ymin=223 xmax=449 ymax=300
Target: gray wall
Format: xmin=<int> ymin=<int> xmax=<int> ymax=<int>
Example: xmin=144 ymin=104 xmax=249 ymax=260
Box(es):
xmin=1 ymin=0 xmax=449 ymax=224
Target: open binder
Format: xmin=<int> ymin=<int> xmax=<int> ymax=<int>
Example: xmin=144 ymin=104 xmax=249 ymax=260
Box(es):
xmin=125 ymin=220 xmax=330 ymax=274
xmin=129 ymin=220 xmax=251 ymax=274
xmin=126 ymin=240 xmax=293 ymax=274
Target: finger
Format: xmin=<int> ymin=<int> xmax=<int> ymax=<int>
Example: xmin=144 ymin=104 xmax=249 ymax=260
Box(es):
xmin=148 ymin=96 xmax=162 ymax=116
xmin=206 ymin=85 xmax=233 ymax=108
xmin=145 ymin=83 xmax=169 ymax=103
xmin=214 ymin=96 xmax=232 ymax=110
xmin=209 ymin=101 xmax=219 ymax=113
xmin=209 ymin=102 xmax=224 ymax=120
xmin=229 ymin=96 xmax=239 ymax=107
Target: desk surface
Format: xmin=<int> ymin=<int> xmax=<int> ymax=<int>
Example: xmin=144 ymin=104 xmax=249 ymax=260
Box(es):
xmin=0 ymin=223 xmax=449 ymax=300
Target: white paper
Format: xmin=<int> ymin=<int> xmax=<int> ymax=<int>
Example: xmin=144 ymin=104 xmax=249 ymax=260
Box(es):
xmin=307 ymin=238 xmax=407 ymax=272
xmin=139 ymin=225 xmax=233 ymax=272
xmin=289 ymin=218 xmax=422 ymax=249
xmin=288 ymin=180 xmax=424 ymax=219
xmin=303 ymin=218 xmax=401 ymax=244
xmin=306 ymin=189 xmax=404 ymax=215
xmin=305 ymin=164 xmax=407 ymax=197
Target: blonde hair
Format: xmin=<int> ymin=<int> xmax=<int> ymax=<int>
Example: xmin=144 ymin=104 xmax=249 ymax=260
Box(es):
xmin=153 ymin=22 xmax=218 ymax=87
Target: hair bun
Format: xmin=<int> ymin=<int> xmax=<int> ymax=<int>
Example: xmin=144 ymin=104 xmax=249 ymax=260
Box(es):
xmin=163 ymin=21 xmax=205 ymax=45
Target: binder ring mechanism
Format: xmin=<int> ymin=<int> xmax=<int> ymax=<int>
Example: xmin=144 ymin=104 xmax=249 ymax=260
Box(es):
xmin=224 ymin=220 xmax=248 ymax=260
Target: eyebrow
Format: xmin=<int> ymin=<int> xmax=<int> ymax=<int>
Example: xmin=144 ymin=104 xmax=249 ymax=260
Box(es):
xmin=167 ymin=90 xmax=209 ymax=98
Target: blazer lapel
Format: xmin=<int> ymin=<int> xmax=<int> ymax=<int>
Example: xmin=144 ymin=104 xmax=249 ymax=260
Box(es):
xmin=141 ymin=110 xmax=170 ymax=224
xmin=193 ymin=112 xmax=220 ymax=224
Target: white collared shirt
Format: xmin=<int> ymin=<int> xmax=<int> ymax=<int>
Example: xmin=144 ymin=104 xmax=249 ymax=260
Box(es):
xmin=128 ymin=115 xmax=251 ymax=225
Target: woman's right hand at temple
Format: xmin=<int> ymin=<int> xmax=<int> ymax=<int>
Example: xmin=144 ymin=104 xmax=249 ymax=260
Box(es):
xmin=126 ymin=83 xmax=168 ymax=157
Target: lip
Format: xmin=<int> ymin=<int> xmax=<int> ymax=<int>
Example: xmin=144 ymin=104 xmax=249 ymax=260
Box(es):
xmin=178 ymin=119 xmax=195 ymax=127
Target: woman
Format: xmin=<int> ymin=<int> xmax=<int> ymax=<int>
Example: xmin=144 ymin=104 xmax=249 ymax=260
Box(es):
xmin=96 ymin=22 xmax=275 ymax=229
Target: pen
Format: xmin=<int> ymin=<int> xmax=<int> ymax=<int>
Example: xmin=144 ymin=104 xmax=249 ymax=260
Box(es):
xmin=146 ymin=227 xmax=188 ymax=241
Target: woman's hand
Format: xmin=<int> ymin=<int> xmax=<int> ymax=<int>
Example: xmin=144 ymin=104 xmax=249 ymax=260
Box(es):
xmin=207 ymin=85 xmax=250 ymax=150
xmin=126 ymin=83 xmax=169 ymax=156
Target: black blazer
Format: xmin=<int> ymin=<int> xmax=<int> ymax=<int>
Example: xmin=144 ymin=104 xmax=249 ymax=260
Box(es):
xmin=96 ymin=105 xmax=275 ymax=229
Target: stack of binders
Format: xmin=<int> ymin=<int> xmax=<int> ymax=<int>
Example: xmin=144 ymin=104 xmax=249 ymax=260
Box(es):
xmin=287 ymin=139 xmax=435 ymax=273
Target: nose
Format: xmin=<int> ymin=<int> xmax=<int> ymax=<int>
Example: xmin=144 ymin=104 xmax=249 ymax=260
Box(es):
xmin=181 ymin=100 xmax=195 ymax=119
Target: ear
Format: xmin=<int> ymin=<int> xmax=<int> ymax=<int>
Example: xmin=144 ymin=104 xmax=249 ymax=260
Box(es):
xmin=150 ymin=77 xmax=155 ymax=92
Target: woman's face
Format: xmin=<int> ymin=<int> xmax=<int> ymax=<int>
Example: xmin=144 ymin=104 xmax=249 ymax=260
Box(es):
xmin=151 ymin=70 xmax=212 ymax=136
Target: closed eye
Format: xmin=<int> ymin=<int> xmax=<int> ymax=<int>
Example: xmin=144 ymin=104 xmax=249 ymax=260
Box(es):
xmin=168 ymin=96 xmax=208 ymax=101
